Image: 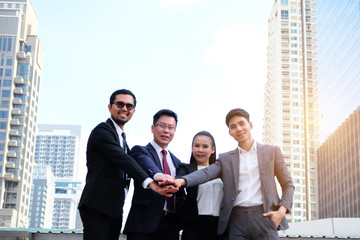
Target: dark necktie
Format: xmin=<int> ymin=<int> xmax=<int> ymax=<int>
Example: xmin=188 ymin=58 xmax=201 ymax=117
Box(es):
xmin=161 ymin=150 xmax=174 ymax=213
xmin=121 ymin=132 xmax=127 ymax=152
xmin=122 ymin=132 xmax=130 ymax=189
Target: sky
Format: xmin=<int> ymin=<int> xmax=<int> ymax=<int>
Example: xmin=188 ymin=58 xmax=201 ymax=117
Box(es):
xmin=31 ymin=0 xmax=275 ymax=180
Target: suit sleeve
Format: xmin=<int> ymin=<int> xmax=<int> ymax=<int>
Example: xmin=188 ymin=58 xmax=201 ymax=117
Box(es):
xmin=130 ymin=145 xmax=163 ymax=179
xmin=274 ymin=146 xmax=295 ymax=212
xmin=88 ymin=123 xmax=148 ymax=184
xmin=183 ymin=160 xmax=221 ymax=187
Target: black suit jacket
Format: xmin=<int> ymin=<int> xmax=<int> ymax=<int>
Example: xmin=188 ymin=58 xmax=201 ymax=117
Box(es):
xmin=176 ymin=162 xmax=200 ymax=225
xmin=124 ymin=143 xmax=185 ymax=234
xmin=78 ymin=119 xmax=148 ymax=218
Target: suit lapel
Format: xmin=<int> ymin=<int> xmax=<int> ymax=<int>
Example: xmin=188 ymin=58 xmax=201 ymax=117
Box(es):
xmin=230 ymin=148 xmax=240 ymax=192
xmin=106 ymin=119 xmax=120 ymax=144
xmin=146 ymin=143 xmax=163 ymax=170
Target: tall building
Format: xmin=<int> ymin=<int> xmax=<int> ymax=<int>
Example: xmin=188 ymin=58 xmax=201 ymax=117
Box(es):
xmin=0 ymin=0 xmax=44 ymax=227
xmin=53 ymin=180 xmax=83 ymax=229
xmin=264 ymin=0 xmax=319 ymax=222
xmin=34 ymin=124 xmax=81 ymax=180
xmin=317 ymin=106 xmax=360 ymax=218
xmin=33 ymin=124 xmax=82 ymax=229
xmin=28 ymin=165 xmax=55 ymax=228
xmin=316 ymin=0 xmax=360 ymax=143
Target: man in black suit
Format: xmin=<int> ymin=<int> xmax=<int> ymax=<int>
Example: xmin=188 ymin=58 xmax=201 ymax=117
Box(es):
xmin=124 ymin=109 xmax=185 ymax=240
xmin=78 ymin=90 xmax=177 ymax=240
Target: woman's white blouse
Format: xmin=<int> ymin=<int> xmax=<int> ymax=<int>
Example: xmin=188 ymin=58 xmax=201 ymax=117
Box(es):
xmin=196 ymin=165 xmax=224 ymax=216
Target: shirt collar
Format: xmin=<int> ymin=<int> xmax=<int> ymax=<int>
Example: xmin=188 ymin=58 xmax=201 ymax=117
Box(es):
xmin=237 ymin=140 xmax=257 ymax=153
xmin=109 ymin=118 xmax=123 ymax=137
xmin=151 ymin=140 xmax=168 ymax=153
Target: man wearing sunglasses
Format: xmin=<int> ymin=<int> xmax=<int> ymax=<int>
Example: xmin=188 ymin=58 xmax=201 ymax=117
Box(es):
xmin=124 ymin=109 xmax=185 ymax=240
xmin=79 ymin=90 xmax=178 ymax=240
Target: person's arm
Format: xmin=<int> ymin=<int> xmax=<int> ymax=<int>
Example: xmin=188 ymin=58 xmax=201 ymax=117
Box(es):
xmin=274 ymin=146 xmax=295 ymax=212
xmin=263 ymin=206 xmax=287 ymax=227
xmin=263 ymin=146 xmax=294 ymax=227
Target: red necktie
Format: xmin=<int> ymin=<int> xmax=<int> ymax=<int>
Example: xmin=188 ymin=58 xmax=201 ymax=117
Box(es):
xmin=161 ymin=150 xmax=174 ymax=213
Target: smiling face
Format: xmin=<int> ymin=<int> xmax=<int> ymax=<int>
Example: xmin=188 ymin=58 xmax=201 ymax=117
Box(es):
xmin=151 ymin=115 xmax=176 ymax=149
xmin=192 ymin=135 xmax=215 ymax=166
xmin=108 ymin=94 xmax=135 ymax=130
xmin=228 ymin=115 xmax=253 ymax=148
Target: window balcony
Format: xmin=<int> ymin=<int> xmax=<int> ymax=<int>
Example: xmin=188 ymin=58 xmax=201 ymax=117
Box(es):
xmin=4 ymin=174 xmax=21 ymax=182
xmin=14 ymin=76 xmax=25 ymax=84
xmin=12 ymin=98 xmax=23 ymax=105
xmin=11 ymin=109 xmax=23 ymax=115
xmin=13 ymin=88 xmax=24 ymax=95
xmin=16 ymin=51 xmax=26 ymax=59
xmin=7 ymin=140 xmax=18 ymax=147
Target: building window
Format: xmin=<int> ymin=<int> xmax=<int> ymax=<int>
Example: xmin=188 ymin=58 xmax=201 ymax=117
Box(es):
xmin=0 ymin=100 xmax=9 ymax=108
xmin=1 ymin=90 xmax=10 ymax=98
xmin=4 ymin=69 xmax=11 ymax=77
xmin=6 ymin=59 xmax=12 ymax=66
xmin=0 ymin=111 xmax=8 ymax=118
xmin=3 ymin=80 xmax=11 ymax=87
xmin=281 ymin=10 xmax=289 ymax=20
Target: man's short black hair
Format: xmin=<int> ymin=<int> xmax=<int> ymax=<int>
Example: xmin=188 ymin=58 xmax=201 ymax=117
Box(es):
xmin=109 ymin=89 xmax=137 ymax=107
xmin=153 ymin=109 xmax=178 ymax=125
xmin=225 ymin=108 xmax=250 ymax=127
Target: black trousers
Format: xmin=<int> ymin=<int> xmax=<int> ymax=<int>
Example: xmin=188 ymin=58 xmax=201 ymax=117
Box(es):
xmin=225 ymin=205 xmax=279 ymax=240
xmin=126 ymin=211 xmax=180 ymax=240
xmin=181 ymin=215 xmax=220 ymax=240
xmin=79 ymin=205 xmax=123 ymax=240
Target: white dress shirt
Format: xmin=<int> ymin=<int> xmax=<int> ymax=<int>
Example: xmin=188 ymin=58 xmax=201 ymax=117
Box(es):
xmin=234 ymin=141 xmax=263 ymax=207
xmin=197 ymin=165 xmax=223 ymax=216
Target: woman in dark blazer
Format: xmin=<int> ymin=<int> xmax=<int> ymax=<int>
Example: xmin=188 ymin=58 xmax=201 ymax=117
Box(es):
xmin=177 ymin=131 xmax=223 ymax=240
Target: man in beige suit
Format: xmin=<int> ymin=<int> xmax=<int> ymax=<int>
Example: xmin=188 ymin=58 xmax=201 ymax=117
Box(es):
xmin=175 ymin=108 xmax=294 ymax=240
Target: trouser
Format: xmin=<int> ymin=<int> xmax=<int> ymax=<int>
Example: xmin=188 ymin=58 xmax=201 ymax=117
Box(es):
xmin=79 ymin=205 xmax=122 ymax=240
xmin=225 ymin=205 xmax=279 ymax=240
xmin=126 ymin=211 xmax=180 ymax=240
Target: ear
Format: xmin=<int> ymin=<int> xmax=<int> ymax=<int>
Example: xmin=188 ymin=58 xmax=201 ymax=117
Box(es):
xmin=249 ymin=121 xmax=253 ymax=129
xmin=108 ymin=104 xmax=112 ymax=112
xmin=211 ymin=146 xmax=216 ymax=154
xmin=151 ymin=125 xmax=155 ymax=134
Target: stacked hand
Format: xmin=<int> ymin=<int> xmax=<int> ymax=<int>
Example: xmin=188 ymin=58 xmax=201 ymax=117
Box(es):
xmin=149 ymin=173 xmax=180 ymax=197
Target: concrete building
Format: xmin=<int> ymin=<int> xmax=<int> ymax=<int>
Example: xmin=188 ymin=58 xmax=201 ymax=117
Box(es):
xmin=33 ymin=124 xmax=82 ymax=229
xmin=53 ymin=180 xmax=82 ymax=229
xmin=0 ymin=0 xmax=44 ymax=227
xmin=264 ymin=0 xmax=319 ymax=222
xmin=316 ymin=0 xmax=360 ymax=143
xmin=28 ymin=165 xmax=55 ymax=228
xmin=34 ymin=124 xmax=81 ymax=180
xmin=317 ymin=106 xmax=360 ymax=218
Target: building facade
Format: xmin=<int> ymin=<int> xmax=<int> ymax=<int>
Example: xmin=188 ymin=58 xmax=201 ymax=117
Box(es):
xmin=316 ymin=0 xmax=360 ymax=143
xmin=264 ymin=0 xmax=319 ymax=222
xmin=33 ymin=124 xmax=82 ymax=229
xmin=0 ymin=0 xmax=44 ymax=227
xmin=317 ymin=106 xmax=360 ymax=218
xmin=34 ymin=124 xmax=81 ymax=180
xmin=53 ymin=180 xmax=82 ymax=229
xmin=28 ymin=165 xmax=55 ymax=228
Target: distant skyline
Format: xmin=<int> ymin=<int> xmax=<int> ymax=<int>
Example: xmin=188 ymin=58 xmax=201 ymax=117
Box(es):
xmin=32 ymin=0 xmax=274 ymax=180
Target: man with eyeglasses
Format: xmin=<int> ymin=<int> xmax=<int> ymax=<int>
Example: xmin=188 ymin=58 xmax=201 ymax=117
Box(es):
xmin=124 ymin=109 xmax=185 ymax=240
xmin=79 ymin=90 xmax=178 ymax=240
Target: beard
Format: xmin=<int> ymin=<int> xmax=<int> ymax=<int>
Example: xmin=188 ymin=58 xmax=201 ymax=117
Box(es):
xmin=113 ymin=118 xmax=128 ymax=126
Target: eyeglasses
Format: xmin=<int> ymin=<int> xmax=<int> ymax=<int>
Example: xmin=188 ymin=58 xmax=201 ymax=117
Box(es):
xmin=112 ymin=101 xmax=135 ymax=110
xmin=154 ymin=123 xmax=176 ymax=131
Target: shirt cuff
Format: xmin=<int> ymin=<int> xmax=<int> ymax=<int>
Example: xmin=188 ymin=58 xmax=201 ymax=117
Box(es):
xmin=142 ymin=177 xmax=153 ymax=189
